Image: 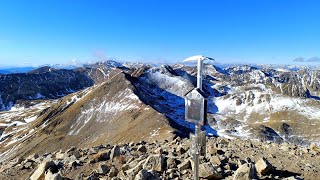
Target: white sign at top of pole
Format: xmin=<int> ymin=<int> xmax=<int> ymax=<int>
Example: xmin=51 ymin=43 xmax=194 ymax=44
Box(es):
xmin=183 ymin=55 xmax=215 ymax=90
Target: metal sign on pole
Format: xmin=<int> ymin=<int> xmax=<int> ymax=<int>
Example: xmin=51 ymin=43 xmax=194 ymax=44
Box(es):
xmin=183 ymin=55 xmax=214 ymax=180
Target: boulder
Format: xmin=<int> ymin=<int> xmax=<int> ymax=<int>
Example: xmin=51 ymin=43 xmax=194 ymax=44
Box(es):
xmin=45 ymin=170 xmax=64 ymax=180
xmin=90 ymin=151 xmax=110 ymax=163
xmin=234 ymin=163 xmax=256 ymax=180
xmin=137 ymin=145 xmax=147 ymax=153
xmin=30 ymin=161 xmax=57 ymax=180
xmin=154 ymin=147 xmax=163 ymax=154
xmin=143 ymin=154 xmax=165 ymax=172
xmin=209 ymin=156 xmax=221 ymax=166
xmin=96 ymin=164 xmax=109 ymax=175
xmin=126 ymin=160 xmax=146 ymax=178
xmin=134 ymin=169 xmax=151 ymax=180
xmin=23 ymin=161 xmax=34 ymax=169
xmin=177 ymin=159 xmax=190 ymax=171
xmin=166 ymin=157 xmax=177 ymax=169
xmin=199 ymin=162 xmax=222 ymax=179
xmin=109 ymin=166 xmax=119 ymax=177
xmin=117 ymin=170 xmax=127 ymax=180
xmin=176 ymin=145 xmax=187 ymax=155
xmin=27 ymin=153 xmax=40 ymax=160
xmin=75 ymin=172 xmax=84 ymax=180
xmin=134 ymin=169 xmax=160 ymax=180
xmin=88 ymin=148 xmax=98 ymax=155
xmin=255 ymin=157 xmax=272 ymax=175
xmin=55 ymin=152 xmax=65 ymax=160
xmin=110 ymin=145 xmax=121 ymax=160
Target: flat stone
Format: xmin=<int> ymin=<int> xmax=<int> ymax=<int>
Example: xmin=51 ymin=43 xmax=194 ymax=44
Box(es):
xmin=234 ymin=163 xmax=256 ymax=180
xmin=210 ymin=156 xmax=221 ymax=166
xmin=255 ymin=157 xmax=272 ymax=175
xmin=177 ymin=159 xmax=190 ymax=171
xmin=143 ymin=154 xmax=165 ymax=172
xmin=126 ymin=159 xmax=146 ymax=178
xmin=30 ymin=161 xmax=57 ymax=180
xmin=199 ymin=162 xmax=222 ymax=180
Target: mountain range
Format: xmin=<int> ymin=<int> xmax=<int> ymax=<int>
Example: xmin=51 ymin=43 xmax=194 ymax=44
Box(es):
xmin=0 ymin=60 xmax=319 ymax=164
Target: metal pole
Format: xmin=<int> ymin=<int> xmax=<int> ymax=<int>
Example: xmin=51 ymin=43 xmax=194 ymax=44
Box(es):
xmin=194 ymin=124 xmax=200 ymax=180
xmin=197 ymin=60 xmax=203 ymax=91
xmin=195 ymin=59 xmax=203 ymax=180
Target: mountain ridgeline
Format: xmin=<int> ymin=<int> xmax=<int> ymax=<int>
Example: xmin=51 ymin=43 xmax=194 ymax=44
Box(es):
xmin=0 ymin=60 xmax=320 ymax=165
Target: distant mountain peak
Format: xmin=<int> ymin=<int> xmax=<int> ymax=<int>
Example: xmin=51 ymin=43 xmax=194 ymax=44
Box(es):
xmin=28 ymin=66 xmax=56 ymax=74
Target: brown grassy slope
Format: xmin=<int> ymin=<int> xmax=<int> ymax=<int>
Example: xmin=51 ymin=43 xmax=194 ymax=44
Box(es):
xmin=2 ymin=72 xmax=175 ymax=161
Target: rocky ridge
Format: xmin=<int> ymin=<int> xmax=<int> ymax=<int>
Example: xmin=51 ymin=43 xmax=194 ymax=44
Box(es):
xmin=0 ymin=136 xmax=319 ymax=180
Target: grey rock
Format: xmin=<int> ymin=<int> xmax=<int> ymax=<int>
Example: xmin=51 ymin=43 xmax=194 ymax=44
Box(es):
xmin=210 ymin=156 xmax=221 ymax=166
xmin=238 ymin=159 xmax=246 ymax=167
xmin=109 ymin=166 xmax=119 ymax=177
xmin=75 ymin=172 xmax=84 ymax=180
xmin=176 ymin=145 xmax=187 ymax=155
xmin=55 ymin=152 xmax=65 ymax=160
xmin=30 ymin=161 xmax=57 ymax=180
xmin=255 ymin=157 xmax=272 ymax=175
xmin=234 ymin=163 xmax=256 ymax=180
xmin=111 ymin=177 xmax=121 ymax=180
xmin=97 ymin=164 xmax=109 ymax=175
xmin=154 ymin=147 xmax=163 ymax=154
xmin=126 ymin=159 xmax=147 ymax=178
xmin=166 ymin=157 xmax=177 ymax=169
xmin=117 ymin=170 xmax=127 ymax=180
xmin=65 ymin=155 xmax=78 ymax=164
xmin=43 ymin=154 xmax=53 ymax=162
xmin=66 ymin=146 xmax=81 ymax=158
xmin=143 ymin=154 xmax=165 ymax=172
xmin=282 ymin=176 xmax=303 ymax=180
xmin=110 ymin=145 xmax=121 ymax=160
xmin=88 ymin=148 xmax=98 ymax=155
xmin=122 ymin=164 xmax=130 ymax=171
xmin=199 ymin=162 xmax=222 ymax=179
xmin=23 ymin=161 xmax=34 ymax=169
xmin=137 ymin=145 xmax=147 ymax=153
xmin=86 ymin=171 xmax=99 ymax=180
xmin=28 ymin=153 xmax=40 ymax=160
xmin=45 ymin=170 xmax=64 ymax=180
xmin=177 ymin=159 xmax=190 ymax=171
xmin=134 ymin=169 xmax=160 ymax=180
xmin=245 ymin=157 xmax=252 ymax=163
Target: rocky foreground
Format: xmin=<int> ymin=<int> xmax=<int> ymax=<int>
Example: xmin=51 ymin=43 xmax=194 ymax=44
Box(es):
xmin=0 ymin=137 xmax=319 ymax=180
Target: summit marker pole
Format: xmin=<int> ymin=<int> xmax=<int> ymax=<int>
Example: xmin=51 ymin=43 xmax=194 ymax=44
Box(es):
xmin=183 ymin=55 xmax=214 ymax=180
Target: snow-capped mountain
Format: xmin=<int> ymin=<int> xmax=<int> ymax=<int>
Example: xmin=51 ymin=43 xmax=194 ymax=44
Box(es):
xmin=0 ymin=60 xmax=320 ymax=162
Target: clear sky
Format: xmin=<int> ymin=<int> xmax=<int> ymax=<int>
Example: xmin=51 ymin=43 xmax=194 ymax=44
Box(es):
xmin=0 ymin=0 xmax=320 ymax=66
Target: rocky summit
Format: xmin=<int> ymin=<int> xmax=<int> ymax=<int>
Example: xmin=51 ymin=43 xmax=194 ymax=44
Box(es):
xmin=0 ymin=137 xmax=319 ymax=180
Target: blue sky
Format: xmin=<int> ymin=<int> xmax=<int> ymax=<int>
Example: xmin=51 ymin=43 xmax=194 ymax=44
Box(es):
xmin=0 ymin=0 xmax=320 ymax=66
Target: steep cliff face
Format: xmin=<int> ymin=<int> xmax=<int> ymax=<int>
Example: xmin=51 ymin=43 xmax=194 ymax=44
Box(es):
xmin=0 ymin=68 xmax=94 ymax=111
